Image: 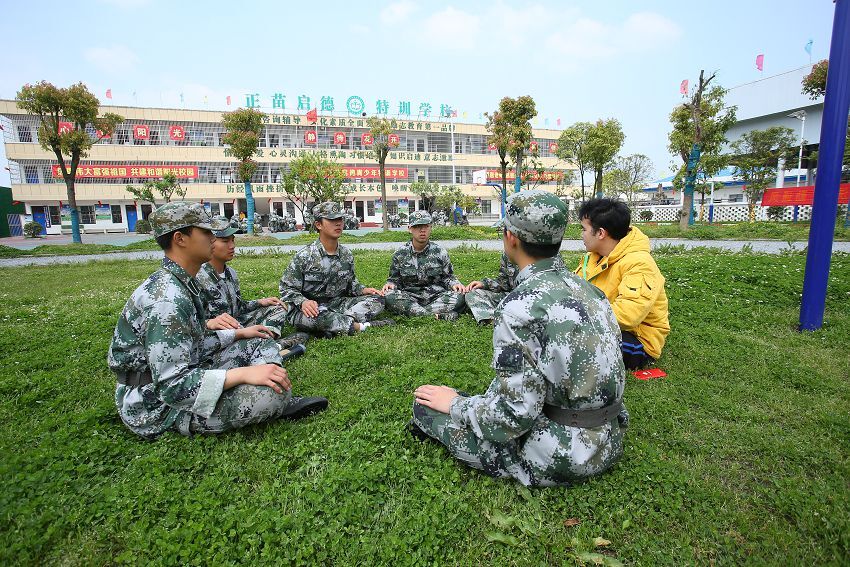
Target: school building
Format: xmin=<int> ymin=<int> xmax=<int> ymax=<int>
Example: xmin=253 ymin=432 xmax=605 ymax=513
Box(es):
xmin=0 ymin=100 xmax=568 ymax=235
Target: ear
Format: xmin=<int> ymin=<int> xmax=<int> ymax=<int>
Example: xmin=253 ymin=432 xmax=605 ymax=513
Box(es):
xmin=172 ymin=231 xmax=187 ymax=248
xmin=595 ymin=227 xmax=608 ymax=240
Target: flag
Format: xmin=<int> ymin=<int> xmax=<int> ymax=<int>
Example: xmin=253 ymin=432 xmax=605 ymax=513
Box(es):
xmin=180 ymin=93 xmax=185 ymax=104
xmin=226 ymin=95 xmax=232 ymax=106
xmin=556 ymin=118 xmax=561 ymax=126
xmin=451 ymin=109 xmax=457 ymax=117
xmin=544 ymin=118 xmax=549 ymax=126
xmin=203 ymin=95 xmax=208 ymax=104
xmin=805 ymin=39 xmax=813 ymax=56
xmin=680 ymin=79 xmax=688 ymax=95
xmin=105 ymin=89 xmax=112 ymax=99
xmin=306 ymin=108 xmax=318 ymax=123
xmin=756 ymin=54 xmax=764 ymax=71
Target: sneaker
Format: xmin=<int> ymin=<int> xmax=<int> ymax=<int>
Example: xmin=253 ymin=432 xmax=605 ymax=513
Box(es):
xmin=278 ymin=332 xmax=310 ymax=350
xmin=408 ymin=419 xmax=438 ymax=443
xmin=368 ymin=319 xmax=396 ymax=328
xmin=282 ymin=396 xmax=329 ymax=420
xmin=477 ymin=318 xmax=494 ymax=326
xmin=434 ymin=312 xmax=459 ymax=322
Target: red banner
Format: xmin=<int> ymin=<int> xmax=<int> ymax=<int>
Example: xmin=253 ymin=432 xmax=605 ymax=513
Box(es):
xmin=58 ymin=121 xmax=74 ymax=134
xmin=169 ymin=126 xmax=185 ymax=141
xmin=341 ymin=166 xmax=408 ymax=179
xmin=530 ymin=141 xmax=539 ymax=151
xmin=304 ymin=130 xmax=317 ymax=144
xmin=549 ymin=142 xmax=558 ymax=152
xmin=362 ymin=133 xmax=373 ymax=146
xmin=488 ymin=143 xmax=497 ymax=151
xmin=486 ymin=169 xmax=563 ymax=182
xmin=762 ymin=184 xmax=850 ymax=206
xmin=52 ymin=165 xmax=199 ymax=179
xmin=333 ymin=132 xmax=347 ymax=145
xmin=133 ymin=125 xmax=150 ymax=140
xmin=388 ymin=133 xmax=400 ymax=146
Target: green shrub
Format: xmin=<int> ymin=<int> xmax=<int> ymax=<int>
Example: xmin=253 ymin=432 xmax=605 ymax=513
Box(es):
xmin=639 ymin=210 xmax=653 ymax=222
xmin=134 ymin=219 xmax=151 ymax=234
xmin=767 ymin=206 xmax=786 ymax=221
xmin=23 ymin=221 xmax=43 ymax=238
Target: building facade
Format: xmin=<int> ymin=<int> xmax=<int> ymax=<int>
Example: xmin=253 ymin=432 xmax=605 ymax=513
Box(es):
xmin=0 ymin=100 xmax=568 ymax=235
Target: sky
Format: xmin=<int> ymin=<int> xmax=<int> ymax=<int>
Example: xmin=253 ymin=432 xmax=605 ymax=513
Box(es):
xmin=0 ymin=0 xmax=838 ymax=187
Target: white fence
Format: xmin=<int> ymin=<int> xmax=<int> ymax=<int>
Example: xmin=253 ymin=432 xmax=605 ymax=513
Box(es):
xmin=631 ymin=203 xmax=814 ymax=223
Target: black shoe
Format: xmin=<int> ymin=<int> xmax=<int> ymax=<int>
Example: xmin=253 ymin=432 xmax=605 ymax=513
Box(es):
xmin=434 ymin=312 xmax=459 ymax=321
xmin=368 ymin=319 xmax=395 ymax=328
xmin=278 ymin=332 xmax=310 ymax=350
xmin=408 ymin=419 xmax=438 ymax=443
xmin=282 ymin=396 xmax=328 ymax=420
xmin=279 ymin=343 xmax=306 ymax=362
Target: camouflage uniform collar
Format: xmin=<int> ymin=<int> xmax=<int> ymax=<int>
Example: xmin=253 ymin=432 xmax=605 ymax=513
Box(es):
xmin=516 ymin=256 xmax=560 ymax=285
xmin=406 ymin=239 xmax=432 ymax=255
xmin=162 ymin=257 xmax=201 ymax=292
xmin=312 ymin=238 xmax=341 ymax=256
xmin=200 ymin=261 xmax=230 ymax=282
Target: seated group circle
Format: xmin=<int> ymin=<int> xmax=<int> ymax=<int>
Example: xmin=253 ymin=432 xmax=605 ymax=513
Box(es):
xmin=107 ymin=193 xmax=669 ymax=487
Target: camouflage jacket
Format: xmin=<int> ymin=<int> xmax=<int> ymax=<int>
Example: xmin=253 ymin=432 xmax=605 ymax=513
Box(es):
xmin=479 ymin=252 xmax=519 ymax=293
xmin=196 ymin=262 xmax=260 ymax=319
xmin=279 ymin=239 xmax=365 ymax=305
xmin=387 ymin=241 xmax=462 ymax=296
xmin=449 ymin=257 xmax=626 ymax=475
xmin=108 ymin=257 xmax=236 ymax=438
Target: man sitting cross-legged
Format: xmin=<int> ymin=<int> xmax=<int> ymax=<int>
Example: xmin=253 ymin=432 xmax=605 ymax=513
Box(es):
xmin=382 ymin=210 xmax=467 ymax=321
xmin=279 ymin=201 xmax=393 ymax=338
xmin=108 ymin=202 xmax=327 ymax=439
xmin=411 ymin=191 xmax=628 ymax=487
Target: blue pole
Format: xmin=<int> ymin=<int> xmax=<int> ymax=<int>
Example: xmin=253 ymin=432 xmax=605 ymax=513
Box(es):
xmin=793 ymin=205 xmax=799 ymax=222
xmin=799 ymin=0 xmax=850 ymax=331
xmin=708 ymin=203 xmax=714 ymax=224
xmin=245 ymin=180 xmax=255 ymax=235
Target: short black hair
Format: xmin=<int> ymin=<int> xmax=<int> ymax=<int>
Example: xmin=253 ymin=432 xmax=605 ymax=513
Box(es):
xmin=578 ymin=198 xmax=631 ymax=240
xmin=155 ymin=226 xmax=195 ymax=251
xmin=516 ymin=236 xmax=561 ymax=259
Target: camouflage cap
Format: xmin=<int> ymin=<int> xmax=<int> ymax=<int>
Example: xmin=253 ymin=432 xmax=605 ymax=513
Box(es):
xmin=312 ymin=201 xmax=345 ymax=220
xmin=149 ymin=202 xmax=228 ymax=238
xmin=501 ymin=190 xmax=568 ymax=245
xmin=408 ymin=210 xmax=433 ymax=226
xmin=214 ymin=226 xmax=239 ymax=238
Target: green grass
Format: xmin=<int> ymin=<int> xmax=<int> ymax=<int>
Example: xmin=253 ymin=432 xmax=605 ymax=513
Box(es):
xmin=1 ymin=250 xmax=848 ymax=565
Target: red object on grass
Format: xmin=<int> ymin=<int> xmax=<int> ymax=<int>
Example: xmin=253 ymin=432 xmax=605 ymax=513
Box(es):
xmin=633 ymin=368 xmax=667 ymax=380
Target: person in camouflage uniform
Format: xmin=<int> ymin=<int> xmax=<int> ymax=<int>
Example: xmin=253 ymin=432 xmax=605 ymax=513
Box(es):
xmin=279 ymin=201 xmax=392 ymax=337
xmin=382 ymin=210 xmax=467 ymax=321
xmin=196 ymin=225 xmax=290 ymax=339
xmin=411 ymin=191 xmax=627 ymax=487
xmin=464 ymin=252 xmax=519 ymax=325
xmin=108 ymin=202 xmax=327 ymax=439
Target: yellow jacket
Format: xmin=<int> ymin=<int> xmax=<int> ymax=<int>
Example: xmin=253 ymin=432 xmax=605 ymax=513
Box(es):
xmin=575 ymin=227 xmax=670 ymax=359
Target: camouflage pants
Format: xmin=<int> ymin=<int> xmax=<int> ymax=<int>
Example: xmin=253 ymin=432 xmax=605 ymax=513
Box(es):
xmin=287 ymin=295 xmax=385 ymax=336
xmin=180 ymin=335 xmax=293 ymax=435
xmin=385 ymin=289 xmax=465 ymax=317
xmin=412 ymin=401 xmax=625 ymax=487
xmin=240 ymin=304 xmax=290 ymax=337
xmin=465 ymin=290 xmax=506 ymax=323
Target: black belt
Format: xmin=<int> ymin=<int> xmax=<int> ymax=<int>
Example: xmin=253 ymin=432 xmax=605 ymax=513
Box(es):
xmin=543 ymin=400 xmax=623 ymax=428
xmin=115 ymin=370 xmax=153 ymax=388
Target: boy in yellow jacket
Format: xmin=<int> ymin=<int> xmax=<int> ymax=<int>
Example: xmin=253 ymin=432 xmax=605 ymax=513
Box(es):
xmin=575 ymin=199 xmax=670 ymax=369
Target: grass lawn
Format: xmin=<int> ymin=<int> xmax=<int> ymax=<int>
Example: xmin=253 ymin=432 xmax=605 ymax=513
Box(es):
xmin=0 ymin=249 xmax=848 ymax=565
xmin=2 ymin=222 xmax=849 ymax=259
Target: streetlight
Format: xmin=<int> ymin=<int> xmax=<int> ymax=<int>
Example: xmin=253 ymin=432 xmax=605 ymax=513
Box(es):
xmin=788 ymin=109 xmax=807 ymax=222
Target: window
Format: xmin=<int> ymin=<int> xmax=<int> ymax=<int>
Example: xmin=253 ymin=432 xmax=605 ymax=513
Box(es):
xmin=141 ymin=204 xmax=153 ymax=219
xmin=24 ymin=166 xmax=39 ymax=184
xmin=386 ymin=200 xmax=398 ymax=215
xmin=273 ymin=202 xmax=283 ymax=216
xmin=111 ymin=205 xmax=123 ymax=223
xmin=481 ymin=200 xmax=492 ymax=214
xmin=286 ymin=202 xmax=295 ymax=216
xmin=454 ymin=170 xmax=463 ymax=184
xmin=728 ymin=193 xmax=744 ymax=203
xmin=269 ymin=133 xmax=279 ymax=148
xmin=18 ymin=125 xmax=32 ymax=143
xmin=416 ymin=139 xmax=425 ymax=152
xmin=49 ymin=206 xmax=61 ymax=225
xmin=367 ymin=200 xmax=375 ymax=216
xmin=455 ymin=140 xmax=462 ymax=153
xmin=116 ymin=129 xmax=129 ymax=144
xmin=149 ymin=130 xmax=160 ymax=146
xmin=223 ymin=202 xmax=234 ymax=218
xmin=80 ymin=205 xmax=95 ymax=224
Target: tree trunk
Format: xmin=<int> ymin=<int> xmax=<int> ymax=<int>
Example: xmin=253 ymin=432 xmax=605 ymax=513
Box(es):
xmin=65 ymin=179 xmax=82 ymax=244
xmin=679 ymin=144 xmax=701 ymax=230
xmin=500 ymin=160 xmax=508 ymax=216
xmin=380 ymin=162 xmax=388 ymax=231
xmin=594 ymin=167 xmax=604 ymax=198
xmin=245 ymin=179 xmax=255 ymax=235
xmin=514 ymin=152 xmax=522 ymax=193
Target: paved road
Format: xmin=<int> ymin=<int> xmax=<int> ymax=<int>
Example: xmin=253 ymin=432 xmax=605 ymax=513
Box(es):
xmin=2 ymin=239 xmax=848 ymax=268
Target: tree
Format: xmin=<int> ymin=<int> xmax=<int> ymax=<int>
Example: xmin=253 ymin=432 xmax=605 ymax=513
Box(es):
xmin=586 ymin=118 xmax=625 ymax=198
xmin=279 ymin=153 xmax=348 ymax=228
xmin=553 ymin=169 xmax=577 ymax=199
xmin=433 ymin=185 xmax=479 ymax=220
xmin=15 ymin=82 xmax=123 ymax=243
xmin=487 ymin=96 xmax=537 ymax=200
xmin=409 ymin=180 xmax=441 ymax=212
xmin=602 ymin=154 xmax=654 ymax=206
xmin=221 ymin=108 xmax=264 ymax=235
xmin=367 ymin=117 xmax=400 ymax=231
xmin=556 ymin=122 xmax=593 ymax=202
xmin=729 ymin=126 xmax=797 ymax=221
xmin=802 ymin=60 xmax=828 ymax=100
xmin=125 ymin=172 xmax=186 ymax=207
xmin=668 ymin=71 xmax=737 ymax=229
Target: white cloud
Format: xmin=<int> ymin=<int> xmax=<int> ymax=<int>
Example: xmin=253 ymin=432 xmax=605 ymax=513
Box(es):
xmin=421 ymin=6 xmax=481 ymax=50
xmin=84 ymin=45 xmax=140 ymax=74
xmin=380 ymin=1 xmax=417 ymax=25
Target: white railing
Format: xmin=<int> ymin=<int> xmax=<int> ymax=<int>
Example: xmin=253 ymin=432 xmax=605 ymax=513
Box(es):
xmin=631 ymin=203 xmax=814 ymax=223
